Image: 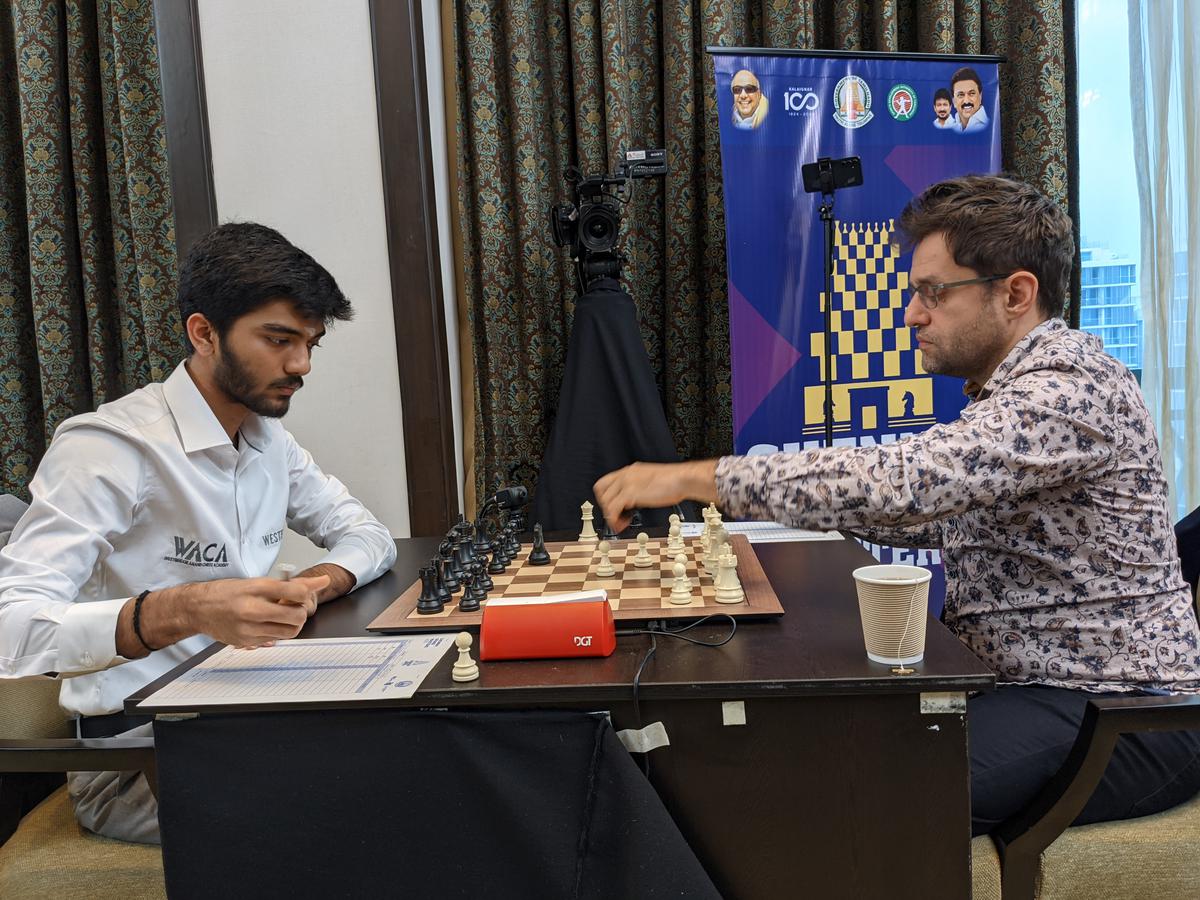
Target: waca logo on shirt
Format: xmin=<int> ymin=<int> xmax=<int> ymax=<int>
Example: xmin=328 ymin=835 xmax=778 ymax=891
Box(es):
xmin=165 ymin=535 xmax=229 ymax=567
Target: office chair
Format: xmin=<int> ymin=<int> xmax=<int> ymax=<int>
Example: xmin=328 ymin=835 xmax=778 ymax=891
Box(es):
xmin=971 ymin=503 xmax=1200 ymax=899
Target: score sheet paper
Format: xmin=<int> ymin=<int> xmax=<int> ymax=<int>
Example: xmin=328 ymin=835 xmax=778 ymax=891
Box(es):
xmin=139 ymin=635 xmax=456 ymax=708
xmin=679 ymin=521 xmax=842 ymax=543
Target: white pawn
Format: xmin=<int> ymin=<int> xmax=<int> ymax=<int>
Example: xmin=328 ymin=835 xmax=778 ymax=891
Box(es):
xmin=673 ymin=554 xmax=691 ymax=588
xmin=669 ymin=561 xmax=693 ymax=605
xmin=452 ymin=631 xmax=479 ymax=682
xmin=715 ymin=549 xmax=745 ymax=604
xmin=666 ymin=520 xmax=684 ymax=553
xmin=579 ymin=500 xmax=599 ymax=543
xmin=595 ymin=540 xmax=616 ymax=577
xmin=633 ymin=531 xmax=654 ymax=568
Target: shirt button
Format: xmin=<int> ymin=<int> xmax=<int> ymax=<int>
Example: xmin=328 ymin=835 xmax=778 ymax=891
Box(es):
xmin=83 ymin=652 xmax=94 ymax=666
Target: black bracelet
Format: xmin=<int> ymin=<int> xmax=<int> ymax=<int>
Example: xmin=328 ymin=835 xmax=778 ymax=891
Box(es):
xmin=132 ymin=589 xmax=159 ymax=653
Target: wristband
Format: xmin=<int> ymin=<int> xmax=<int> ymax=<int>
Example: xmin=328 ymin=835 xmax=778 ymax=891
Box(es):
xmin=132 ymin=589 xmax=159 ymax=653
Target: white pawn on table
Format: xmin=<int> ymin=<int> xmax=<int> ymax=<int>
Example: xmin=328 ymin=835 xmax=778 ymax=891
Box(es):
xmin=452 ymin=631 xmax=479 ymax=682
xmin=633 ymin=532 xmax=655 ymax=568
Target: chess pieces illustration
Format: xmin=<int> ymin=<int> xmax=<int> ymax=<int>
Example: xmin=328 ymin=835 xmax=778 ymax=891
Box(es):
xmin=579 ymin=501 xmax=599 ymax=543
xmin=595 ymin=540 xmax=616 ymax=577
xmin=452 ymin=631 xmax=479 ymax=682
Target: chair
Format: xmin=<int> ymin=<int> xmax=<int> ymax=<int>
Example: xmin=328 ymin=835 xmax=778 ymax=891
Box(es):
xmin=0 ymin=678 xmax=165 ymax=899
xmin=0 ymin=494 xmax=165 ymax=898
xmin=971 ymin=503 xmax=1200 ymax=899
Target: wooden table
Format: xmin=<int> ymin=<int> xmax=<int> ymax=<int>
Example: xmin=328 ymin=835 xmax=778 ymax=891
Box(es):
xmin=130 ymin=535 xmax=994 ymax=899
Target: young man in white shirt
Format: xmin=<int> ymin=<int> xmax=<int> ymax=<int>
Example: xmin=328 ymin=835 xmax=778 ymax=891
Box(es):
xmin=0 ymin=223 xmax=397 ymax=842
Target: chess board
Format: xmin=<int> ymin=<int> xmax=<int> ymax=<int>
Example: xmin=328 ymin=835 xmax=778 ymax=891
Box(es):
xmin=366 ymin=534 xmax=784 ymax=633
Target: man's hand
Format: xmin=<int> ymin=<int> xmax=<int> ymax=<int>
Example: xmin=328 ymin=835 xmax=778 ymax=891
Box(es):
xmin=115 ymin=575 xmax=330 ymax=658
xmin=593 ymin=460 xmax=720 ymax=533
xmin=294 ymin=563 xmax=356 ymax=604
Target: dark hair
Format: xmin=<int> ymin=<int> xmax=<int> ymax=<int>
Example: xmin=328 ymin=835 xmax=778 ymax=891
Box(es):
xmin=897 ymin=174 xmax=1074 ymax=319
xmin=950 ymin=67 xmax=982 ymax=93
xmin=177 ymin=222 xmax=353 ymax=352
xmin=933 ymin=88 xmax=952 ymax=103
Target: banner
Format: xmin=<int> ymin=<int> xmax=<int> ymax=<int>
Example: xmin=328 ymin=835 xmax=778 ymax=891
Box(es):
xmin=712 ymin=50 xmax=1002 ymax=612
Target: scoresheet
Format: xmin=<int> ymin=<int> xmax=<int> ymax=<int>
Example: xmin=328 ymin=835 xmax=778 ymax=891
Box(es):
xmin=139 ymin=635 xmax=456 ymax=708
xmin=680 ymin=521 xmax=843 ymax=543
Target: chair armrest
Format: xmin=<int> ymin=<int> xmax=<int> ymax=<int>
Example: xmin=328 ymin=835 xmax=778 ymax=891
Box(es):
xmin=0 ymin=737 xmax=158 ymax=798
xmin=993 ymin=693 xmax=1200 ymax=900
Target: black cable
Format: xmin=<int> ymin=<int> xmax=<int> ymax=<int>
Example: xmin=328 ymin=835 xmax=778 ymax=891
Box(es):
xmin=630 ymin=632 xmax=657 ymax=777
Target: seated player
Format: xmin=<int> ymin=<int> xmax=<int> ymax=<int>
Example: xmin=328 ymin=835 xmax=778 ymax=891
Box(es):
xmin=0 ymin=223 xmax=397 ymax=843
xmin=594 ymin=174 xmax=1200 ymax=835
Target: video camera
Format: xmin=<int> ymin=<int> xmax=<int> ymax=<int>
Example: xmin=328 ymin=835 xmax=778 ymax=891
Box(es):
xmin=549 ymin=148 xmax=666 ymax=292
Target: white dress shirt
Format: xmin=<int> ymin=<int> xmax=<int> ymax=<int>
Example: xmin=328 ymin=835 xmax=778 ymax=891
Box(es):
xmin=0 ymin=361 xmax=397 ymax=714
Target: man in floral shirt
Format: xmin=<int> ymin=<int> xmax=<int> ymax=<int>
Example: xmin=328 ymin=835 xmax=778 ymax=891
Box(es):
xmin=595 ymin=175 xmax=1200 ymax=835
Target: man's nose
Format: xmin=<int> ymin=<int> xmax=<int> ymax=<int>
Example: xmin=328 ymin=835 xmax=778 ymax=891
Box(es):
xmin=284 ymin=345 xmax=312 ymax=376
xmin=903 ymin=293 xmax=928 ymax=328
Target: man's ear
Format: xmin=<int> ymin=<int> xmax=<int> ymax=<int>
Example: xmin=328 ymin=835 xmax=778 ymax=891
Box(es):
xmin=186 ymin=313 xmax=219 ymax=357
xmin=1003 ymin=270 xmax=1040 ymax=320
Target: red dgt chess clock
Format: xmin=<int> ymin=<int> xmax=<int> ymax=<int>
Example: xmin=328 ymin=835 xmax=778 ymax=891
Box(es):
xmin=478 ymin=590 xmax=617 ymax=661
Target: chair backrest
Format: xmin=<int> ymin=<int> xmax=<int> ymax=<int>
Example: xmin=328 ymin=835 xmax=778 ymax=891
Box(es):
xmin=0 ymin=679 xmax=73 ymax=741
xmin=1176 ymin=503 xmax=1200 ymax=598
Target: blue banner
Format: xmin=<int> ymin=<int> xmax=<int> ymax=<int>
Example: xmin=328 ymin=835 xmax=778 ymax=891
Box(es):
xmin=712 ymin=51 xmax=1002 ymax=612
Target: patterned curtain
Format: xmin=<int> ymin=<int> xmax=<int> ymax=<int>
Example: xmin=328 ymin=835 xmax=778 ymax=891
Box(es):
xmin=449 ymin=0 xmax=1072 ymax=510
xmin=0 ymin=0 xmax=181 ymax=500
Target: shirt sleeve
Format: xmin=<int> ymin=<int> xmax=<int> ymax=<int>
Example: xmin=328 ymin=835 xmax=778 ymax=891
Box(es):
xmin=716 ymin=370 xmax=1115 ymax=532
xmin=0 ymin=424 xmax=142 ymax=677
xmin=284 ymin=433 xmax=397 ymax=587
xmin=842 ymin=523 xmax=944 ymax=549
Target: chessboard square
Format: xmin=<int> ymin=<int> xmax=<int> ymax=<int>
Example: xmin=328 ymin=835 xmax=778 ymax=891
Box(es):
xmin=661 ymin=594 xmax=705 ymax=608
xmin=554 ymin=562 xmax=591 ymax=573
xmin=617 ymin=593 xmax=666 ymax=608
xmin=622 ymin=587 xmax=664 ymax=600
xmin=548 ymin=572 xmax=585 ymax=583
xmin=625 ymin=568 xmax=660 ymax=581
xmin=406 ymin=606 xmax=455 ymax=619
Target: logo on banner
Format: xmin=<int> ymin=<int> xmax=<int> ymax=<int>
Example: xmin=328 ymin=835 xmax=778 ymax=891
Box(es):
xmin=804 ymin=220 xmax=936 ymax=437
xmin=887 ymin=84 xmax=917 ymax=121
xmin=833 ymin=75 xmax=873 ymax=128
xmin=783 ymin=87 xmax=820 ymax=115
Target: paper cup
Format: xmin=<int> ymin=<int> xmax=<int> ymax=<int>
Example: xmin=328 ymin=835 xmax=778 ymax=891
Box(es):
xmin=851 ymin=564 xmax=931 ymax=665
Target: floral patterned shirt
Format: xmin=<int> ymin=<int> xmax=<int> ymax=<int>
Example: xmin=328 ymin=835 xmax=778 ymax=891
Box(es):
xmin=717 ymin=318 xmax=1200 ymax=692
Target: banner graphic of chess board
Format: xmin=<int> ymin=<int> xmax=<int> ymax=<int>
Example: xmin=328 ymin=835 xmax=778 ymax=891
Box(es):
xmin=711 ymin=50 xmax=1001 ymax=613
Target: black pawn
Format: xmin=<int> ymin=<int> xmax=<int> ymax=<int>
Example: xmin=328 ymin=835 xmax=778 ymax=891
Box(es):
xmin=442 ymin=556 xmax=461 ymax=594
xmin=459 ymin=571 xmax=485 ymax=612
xmin=432 ymin=559 xmax=452 ymax=605
xmin=528 ymin=523 xmax=551 ymax=566
xmin=487 ymin=549 xmax=506 ymax=575
xmin=416 ymin=566 xmax=444 ymax=615
xmin=476 ymin=559 xmax=494 ymax=592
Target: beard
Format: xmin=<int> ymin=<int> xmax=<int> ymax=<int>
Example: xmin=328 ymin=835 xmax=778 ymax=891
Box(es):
xmin=213 ymin=343 xmax=302 ymax=418
xmin=917 ymin=297 xmax=1006 ymax=381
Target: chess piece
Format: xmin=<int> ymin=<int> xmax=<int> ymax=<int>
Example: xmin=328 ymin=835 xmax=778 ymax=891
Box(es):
xmin=475 ymin=558 xmax=494 ymax=592
xmin=715 ymin=548 xmax=745 ymax=604
xmin=472 ymin=517 xmax=494 ymax=554
xmin=705 ymin=526 xmax=728 ymax=576
xmin=432 ymin=558 xmax=452 ymax=605
xmin=528 ymin=523 xmax=552 ymax=566
xmin=416 ymin=566 xmax=445 ymax=614
xmin=579 ymin=500 xmax=599 ymax=544
xmin=458 ymin=570 xmax=485 ymax=612
xmin=487 ymin=548 xmax=506 ymax=575
xmin=441 ymin=556 xmax=461 ymax=594
xmin=633 ymin=532 xmax=654 ymax=568
xmin=452 ymin=631 xmax=479 ymax=682
xmin=598 ymin=519 xmax=617 ymax=542
xmin=273 ymin=563 xmax=297 ymax=582
xmin=595 ymin=540 xmax=616 ymax=577
xmin=670 ymin=561 xmax=693 ymax=605
xmin=666 ymin=520 xmax=684 ymax=553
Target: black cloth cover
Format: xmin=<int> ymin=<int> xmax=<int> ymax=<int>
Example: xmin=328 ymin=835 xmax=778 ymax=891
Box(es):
xmin=154 ymin=708 xmax=719 ymax=900
xmin=533 ymin=278 xmax=696 ymax=532
xmin=1176 ymin=503 xmax=1200 ymax=595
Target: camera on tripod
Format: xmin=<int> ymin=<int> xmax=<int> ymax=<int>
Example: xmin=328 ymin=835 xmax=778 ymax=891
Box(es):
xmin=549 ymin=148 xmax=666 ymax=291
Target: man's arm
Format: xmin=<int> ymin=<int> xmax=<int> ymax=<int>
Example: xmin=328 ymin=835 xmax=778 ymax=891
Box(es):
xmin=596 ymin=376 xmax=1113 ymax=535
xmin=283 ymin=433 xmax=397 ymax=601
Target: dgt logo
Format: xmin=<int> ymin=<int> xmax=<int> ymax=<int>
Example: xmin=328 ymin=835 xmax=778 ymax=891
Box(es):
xmin=784 ymin=90 xmax=819 ymax=112
xmin=573 ymin=635 xmax=594 ymax=647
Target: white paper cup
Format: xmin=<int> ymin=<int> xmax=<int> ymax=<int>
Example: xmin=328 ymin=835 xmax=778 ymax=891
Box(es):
xmin=852 ymin=564 xmax=931 ymax=665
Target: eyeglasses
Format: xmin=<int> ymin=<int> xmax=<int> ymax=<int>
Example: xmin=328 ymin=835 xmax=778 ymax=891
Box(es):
xmin=731 ymin=85 xmax=759 ymax=95
xmin=909 ymin=273 xmax=1012 ymax=309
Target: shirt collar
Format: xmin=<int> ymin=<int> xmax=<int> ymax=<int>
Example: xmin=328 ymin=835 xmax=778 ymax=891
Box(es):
xmin=968 ymin=317 xmax=1067 ymax=401
xmin=161 ymin=361 xmax=274 ymax=454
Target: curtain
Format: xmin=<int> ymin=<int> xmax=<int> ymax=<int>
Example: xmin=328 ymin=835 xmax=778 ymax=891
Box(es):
xmin=449 ymin=0 xmax=1073 ymax=511
xmin=1128 ymin=0 xmax=1199 ymax=520
xmin=0 ymin=0 xmax=181 ymax=500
